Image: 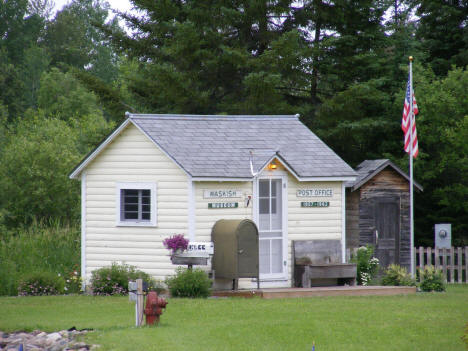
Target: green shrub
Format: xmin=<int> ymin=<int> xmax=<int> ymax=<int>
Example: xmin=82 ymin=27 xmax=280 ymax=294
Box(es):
xmin=351 ymin=245 xmax=380 ymax=285
xmin=90 ymin=262 xmax=161 ymax=295
xmin=419 ymin=265 xmax=446 ymax=292
xmin=18 ymin=271 xmax=65 ymax=296
xmin=165 ymin=267 xmax=211 ymax=298
xmin=381 ymin=264 xmax=416 ymax=286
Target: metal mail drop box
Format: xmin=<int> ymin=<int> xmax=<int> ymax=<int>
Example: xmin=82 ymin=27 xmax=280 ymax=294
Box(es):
xmin=211 ymin=219 xmax=259 ymax=289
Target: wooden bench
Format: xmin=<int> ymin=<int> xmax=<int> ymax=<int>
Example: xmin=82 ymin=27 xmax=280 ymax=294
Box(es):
xmin=293 ymin=240 xmax=357 ymax=287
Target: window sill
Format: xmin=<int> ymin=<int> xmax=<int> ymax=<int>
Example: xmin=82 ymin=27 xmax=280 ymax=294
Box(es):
xmin=116 ymin=221 xmax=157 ymax=227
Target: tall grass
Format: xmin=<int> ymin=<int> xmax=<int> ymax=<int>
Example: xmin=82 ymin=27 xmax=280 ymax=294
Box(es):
xmin=0 ymin=221 xmax=80 ymax=296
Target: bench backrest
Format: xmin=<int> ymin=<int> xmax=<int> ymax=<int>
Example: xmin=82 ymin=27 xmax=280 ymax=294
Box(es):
xmin=293 ymin=240 xmax=342 ymax=265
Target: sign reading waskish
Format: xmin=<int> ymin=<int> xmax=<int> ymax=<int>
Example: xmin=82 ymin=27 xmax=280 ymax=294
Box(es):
xmin=296 ymin=188 xmax=333 ymax=197
xmin=208 ymin=202 xmax=239 ymax=209
xmin=301 ymin=201 xmax=330 ymax=207
xmin=203 ymin=189 xmax=243 ymax=199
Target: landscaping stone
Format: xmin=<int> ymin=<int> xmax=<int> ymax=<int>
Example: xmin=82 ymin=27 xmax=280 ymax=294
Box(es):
xmin=0 ymin=330 xmax=98 ymax=351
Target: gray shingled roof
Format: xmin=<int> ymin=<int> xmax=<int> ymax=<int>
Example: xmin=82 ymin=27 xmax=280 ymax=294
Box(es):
xmin=346 ymin=159 xmax=423 ymax=191
xmin=129 ymin=114 xmax=356 ymax=179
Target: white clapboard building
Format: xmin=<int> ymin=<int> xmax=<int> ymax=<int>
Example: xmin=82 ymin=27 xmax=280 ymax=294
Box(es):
xmin=70 ymin=113 xmax=356 ymax=289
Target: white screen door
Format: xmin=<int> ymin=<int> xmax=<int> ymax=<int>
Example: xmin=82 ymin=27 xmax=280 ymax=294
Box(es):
xmin=258 ymin=178 xmax=286 ymax=279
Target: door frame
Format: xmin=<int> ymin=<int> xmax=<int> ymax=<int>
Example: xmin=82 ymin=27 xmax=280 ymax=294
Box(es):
xmin=253 ymin=172 xmax=289 ymax=285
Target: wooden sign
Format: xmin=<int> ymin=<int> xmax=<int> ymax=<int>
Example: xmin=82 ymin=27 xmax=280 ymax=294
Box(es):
xmin=204 ymin=189 xmax=242 ymax=199
xmin=297 ymin=189 xmax=333 ymax=197
xmin=301 ymin=201 xmax=330 ymax=207
xmin=208 ymin=202 xmax=239 ymax=209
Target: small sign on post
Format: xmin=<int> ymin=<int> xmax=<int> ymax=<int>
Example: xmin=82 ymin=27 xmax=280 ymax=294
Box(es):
xmin=129 ymin=279 xmax=144 ymax=326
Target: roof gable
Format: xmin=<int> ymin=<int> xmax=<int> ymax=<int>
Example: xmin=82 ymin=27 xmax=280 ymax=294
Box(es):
xmin=71 ymin=114 xmax=356 ymax=180
xmin=347 ymin=159 xmax=423 ymax=191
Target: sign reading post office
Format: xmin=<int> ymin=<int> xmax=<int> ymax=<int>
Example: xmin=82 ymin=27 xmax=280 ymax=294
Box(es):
xmin=296 ymin=188 xmax=333 ymax=197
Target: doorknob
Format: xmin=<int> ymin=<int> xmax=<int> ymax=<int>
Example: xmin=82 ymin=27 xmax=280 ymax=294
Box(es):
xmin=238 ymin=249 xmax=244 ymax=254
xmin=375 ymin=230 xmax=379 ymax=245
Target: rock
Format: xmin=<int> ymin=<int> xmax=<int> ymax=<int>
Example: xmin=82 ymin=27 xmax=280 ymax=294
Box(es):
xmin=47 ymin=332 xmax=63 ymax=342
xmin=0 ymin=330 xmax=97 ymax=351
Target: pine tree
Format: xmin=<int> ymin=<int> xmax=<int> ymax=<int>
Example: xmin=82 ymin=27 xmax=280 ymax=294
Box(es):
xmin=415 ymin=0 xmax=468 ymax=76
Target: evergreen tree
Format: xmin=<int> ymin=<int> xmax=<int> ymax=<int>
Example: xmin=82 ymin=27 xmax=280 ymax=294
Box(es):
xmin=0 ymin=0 xmax=45 ymax=118
xmin=415 ymin=0 xmax=468 ymax=76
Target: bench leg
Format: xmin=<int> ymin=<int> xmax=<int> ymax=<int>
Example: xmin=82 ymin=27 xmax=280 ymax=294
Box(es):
xmin=302 ymin=266 xmax=311 ymax=288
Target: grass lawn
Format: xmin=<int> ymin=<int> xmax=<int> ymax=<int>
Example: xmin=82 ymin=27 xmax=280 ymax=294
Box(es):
xmin=1 ymin=285 xmax=467 ymax=351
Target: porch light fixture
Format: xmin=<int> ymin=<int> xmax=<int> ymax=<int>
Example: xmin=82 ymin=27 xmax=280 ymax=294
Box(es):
xmin=268 ymin=161 xmax=277 ymax=170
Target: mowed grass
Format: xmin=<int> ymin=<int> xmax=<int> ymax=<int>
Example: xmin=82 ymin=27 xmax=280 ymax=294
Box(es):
xmin=1 ymin=285 xmax=467 ymax=351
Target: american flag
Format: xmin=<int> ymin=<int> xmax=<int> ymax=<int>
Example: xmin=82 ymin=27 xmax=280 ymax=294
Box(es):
xmin=401 ymin=74 xmax=419 ymax=158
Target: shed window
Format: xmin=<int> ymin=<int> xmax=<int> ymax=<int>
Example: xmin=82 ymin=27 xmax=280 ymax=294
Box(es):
xmin=116 ymin=183 xmax=157 ymax=226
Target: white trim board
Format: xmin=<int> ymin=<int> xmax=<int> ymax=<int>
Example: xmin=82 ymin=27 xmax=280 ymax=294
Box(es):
xmin=341 ymin=182 xmax=346 ymax=263
xmin=81 ymin=171 xmax=86 ymax=290
xmin=70 ymin=119 xmax=131 ymax=179
xmin=188 ymin=178 xmax=195 ymax=241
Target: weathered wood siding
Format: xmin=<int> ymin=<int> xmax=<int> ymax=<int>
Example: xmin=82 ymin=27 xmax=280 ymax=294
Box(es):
xmin=358 ymin=168 xmax=411 ymax=270
xmin=194 ymin=181 xmax=253 ymax=242
xmin=84 ymin=123 xmax=189 ymax=282
xmin=345 ymin=189 xmax=360 ymax=249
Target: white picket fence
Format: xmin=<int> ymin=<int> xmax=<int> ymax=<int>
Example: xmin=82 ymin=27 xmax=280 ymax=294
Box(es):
xmin=346 ymin=246 xmax=468 ymax=283
xmin=415 ymin=247 xmax=468 ymax=283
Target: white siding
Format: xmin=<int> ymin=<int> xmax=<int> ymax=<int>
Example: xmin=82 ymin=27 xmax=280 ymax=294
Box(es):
xmin=194 ymin=182 xmax=253 ymax=242
xmin=84 ymin=124 xmax=189 ymax=282
xmin=287 ymin=174 xmax=343 ymax=286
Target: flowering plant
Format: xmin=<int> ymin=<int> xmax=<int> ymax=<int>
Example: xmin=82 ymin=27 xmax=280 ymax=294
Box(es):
xmin=351 ymin=245 xmax=379 ymax=285
xmin=163 ymin=234 xmax=189 ymax=255
xmin=64 ymin=265 xmax=82 ymax=294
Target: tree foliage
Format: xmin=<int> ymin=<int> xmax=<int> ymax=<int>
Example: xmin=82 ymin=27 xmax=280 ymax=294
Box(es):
xmin=0 ymin=0 xmax=466 ymax=245
xmin=414 ymin=0 xmax=468 ymax=76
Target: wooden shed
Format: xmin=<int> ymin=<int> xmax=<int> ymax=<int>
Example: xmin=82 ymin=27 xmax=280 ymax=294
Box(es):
xmin=345 ymin=159 xmax=422 ymax=271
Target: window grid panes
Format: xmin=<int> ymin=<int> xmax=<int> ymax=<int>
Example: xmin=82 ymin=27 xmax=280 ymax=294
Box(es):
xmin=121 ymin=189 xmax=151 ymax=221
xmin=258 ymin=178 xmax=283 ymax=276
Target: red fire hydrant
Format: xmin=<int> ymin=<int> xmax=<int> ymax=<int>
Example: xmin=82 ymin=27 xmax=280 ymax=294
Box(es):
xmin=144 ymin=291 xmax=168 ymax=325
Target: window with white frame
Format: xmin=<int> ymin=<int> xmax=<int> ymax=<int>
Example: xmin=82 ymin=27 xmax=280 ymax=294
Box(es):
xmin=116 ymin=183 xmax=157 ymax=226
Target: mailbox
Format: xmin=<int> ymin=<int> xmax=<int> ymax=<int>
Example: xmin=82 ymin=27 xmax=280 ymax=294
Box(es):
xmin=211 ymin=219 xmax=259 ymax=290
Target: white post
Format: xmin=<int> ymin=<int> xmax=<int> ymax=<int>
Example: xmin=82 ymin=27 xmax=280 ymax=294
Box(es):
xmin=136 ymin=279 xmax=144 ymax=327
xmin=409 ymin=57 xmax=415 ymax=277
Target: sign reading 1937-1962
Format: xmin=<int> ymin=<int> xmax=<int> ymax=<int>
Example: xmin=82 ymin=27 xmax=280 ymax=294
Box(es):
xmin=301 ymin=201 xmax=330 ymax=207
xmin=208 ymin=202 xmax=239 ymax=209
xmin=203 ymin=189 xmax=242 ymax=199
xmin=296 ymin=188 xmax=333 ymax=197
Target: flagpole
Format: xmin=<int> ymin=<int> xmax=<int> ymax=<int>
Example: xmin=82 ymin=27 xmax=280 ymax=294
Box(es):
xmin=409 ymin=56 xmax=415 ymax=277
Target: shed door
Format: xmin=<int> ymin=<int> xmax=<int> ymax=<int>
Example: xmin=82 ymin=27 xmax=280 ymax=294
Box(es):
xmin=374 ymin=199 xmax=400 ymax=268
xmin=258 ymin=178 xmax=287 ymax=280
